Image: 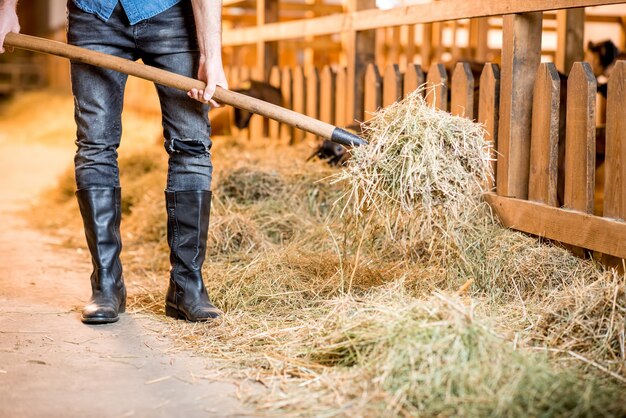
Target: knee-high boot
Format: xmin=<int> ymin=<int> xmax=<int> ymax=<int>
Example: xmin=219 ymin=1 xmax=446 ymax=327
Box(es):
xmin=164 ymin=190 xmax=221 ymax=321
xmin=76 ymin=187 xmax=126 ymax=324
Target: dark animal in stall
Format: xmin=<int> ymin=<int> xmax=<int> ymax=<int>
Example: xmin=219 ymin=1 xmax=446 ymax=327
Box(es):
xmin=208 ymin=80 xmax=282 ymax=136
xmin=307 ymin=140 xmax=349 ymax=166
xmin=232 ymin=80 xmax=282 ymax=130
xmin=585 ymin=40 xmax=626 ymax=97
xmin=307 ymin=123 xmax=363 ymax=166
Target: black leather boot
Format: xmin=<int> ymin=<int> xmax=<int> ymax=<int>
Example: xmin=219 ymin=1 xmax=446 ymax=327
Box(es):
xmin=165 ymin=190 xmax=222 ymax=321
xmin=76 ymin=187 xmax=126 ymax=324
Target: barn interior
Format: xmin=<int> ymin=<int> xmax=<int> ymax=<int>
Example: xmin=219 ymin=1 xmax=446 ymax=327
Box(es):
xmin=0 ymin=1 xmax=625 ymax=416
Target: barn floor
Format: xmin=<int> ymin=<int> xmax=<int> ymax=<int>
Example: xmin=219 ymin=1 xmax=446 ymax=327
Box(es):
xmin=0 ymin=135 xmax=248 ymax=417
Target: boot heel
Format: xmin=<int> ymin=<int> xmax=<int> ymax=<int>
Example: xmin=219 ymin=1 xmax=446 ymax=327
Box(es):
xmin=165 ymin=305 xmax=184 ymax=320
xmin=118 ymin=299 xmax=126 ymax=314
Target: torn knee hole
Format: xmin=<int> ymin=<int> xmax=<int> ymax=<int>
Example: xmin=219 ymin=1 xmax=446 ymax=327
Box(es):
xmin=168 ymin=138 xmax=209 ymax=156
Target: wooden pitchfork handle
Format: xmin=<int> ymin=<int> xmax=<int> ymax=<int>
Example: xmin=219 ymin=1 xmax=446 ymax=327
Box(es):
xmin=4 ymin=33 xmax=367 ymax=147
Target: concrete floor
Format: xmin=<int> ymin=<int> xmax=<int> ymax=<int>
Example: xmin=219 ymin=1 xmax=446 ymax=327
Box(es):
xmin=0 ymin=138 xmax=249 ymax=417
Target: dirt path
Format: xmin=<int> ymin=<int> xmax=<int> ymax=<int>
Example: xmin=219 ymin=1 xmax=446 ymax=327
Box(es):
xmin=0 ymin=137 xmax=248 ymax=417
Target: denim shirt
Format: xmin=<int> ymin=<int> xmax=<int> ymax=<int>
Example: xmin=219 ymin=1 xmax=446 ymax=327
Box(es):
xmin=72 ymin=0 xmax=182 ymax=25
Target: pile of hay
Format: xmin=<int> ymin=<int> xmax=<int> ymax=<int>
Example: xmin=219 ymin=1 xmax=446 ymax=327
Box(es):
xmin=24 ymin=89 xmax=626 ymax=416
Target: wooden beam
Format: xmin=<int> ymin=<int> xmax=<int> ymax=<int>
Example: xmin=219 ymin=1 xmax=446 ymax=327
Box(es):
xmin=223 ymin=0 xmax=247 ymax=6
xmin=223 ymin=0 xmax=626 ymax=46
xmin=497 ymin=13 xmax=543 ymax=199
xmin=224 ymin=1 xmax=344 ymax=13
xmin=256 ymin=0 xmax=279 ymax=80
xmin=555 ymin=8 xmax=585 ymax=75
xmin=485 ymin=193 xmax=626 ymax=259
xmin=346 ymin=0 xmax=376 ymax=124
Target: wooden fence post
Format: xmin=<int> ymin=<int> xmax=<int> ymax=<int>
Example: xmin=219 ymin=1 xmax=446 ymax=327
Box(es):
xmin=229 ymin=66 xmax=240 ymax=89
xmin=364 ymin=63 xmax=382 ymax=121
xmin=320 ymin=65 xmax=337 ymax=126
xmin=268 ymin=66 xmax=281 ymax=139
xmin=383 ymin=63 xmax=403 ymax=107
xmin=240 ymin=66 xmax=251 ymax=84
xmin=556 ymin=8 xmax=585 ymax=75
xmin=497 ymin=12 xmax=543 ymax=199
xmin=291 ymin=66 xmax=307 ymax=144
xmin=249 ymin=67 xmax=265 ymax=140
xmin=280 ymin=67 xmax=294 ymax=142
xmin=604 ymin=60 xmax=626 ymax=220
xmin=346 ymin=0 xmax=376 ymax=124
xmin=335 ymin=66 xmax=348 ymax=127
xmin=528 ymin=62 xmax=561 ymax=206
xmin=421 ymin=23 xmax=433 ymax=70
xmin=564 ymin=62 xmax=596 ymax=214
xmin=404 ymin=25 xmax=416 ymax=69
xmin=451 ymin=62 xmax=475 ymax=118
xmin=305 ymin=67 xmax=321 ymax=141
xmin=478 ymin=63 xmax=501 ymax=189
xmin=469 ymin=18 xmax=489 ymax=62
xmin=426 ymin=63 xmax=448 ymax=111
xmin=256 ymin=0 xmax=279 ymax=81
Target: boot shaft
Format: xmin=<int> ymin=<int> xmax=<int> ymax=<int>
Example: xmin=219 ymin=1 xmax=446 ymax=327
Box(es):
xmin=165 ymin=190 xmax=211 ymax=273
xmin=76 ymin=187 xmax=123 ymax=272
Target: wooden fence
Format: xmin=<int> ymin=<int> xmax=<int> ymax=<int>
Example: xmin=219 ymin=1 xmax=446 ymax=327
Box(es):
xmin=223 ymin=1 xmax=626 ymax=262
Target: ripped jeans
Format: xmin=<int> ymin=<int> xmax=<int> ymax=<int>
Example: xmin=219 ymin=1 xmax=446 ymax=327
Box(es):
xmin=68 ymin=0 xmax=212 ymax=192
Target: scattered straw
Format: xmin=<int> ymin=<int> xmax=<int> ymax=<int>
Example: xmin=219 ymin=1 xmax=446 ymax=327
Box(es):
xmin=20 ymin=88 xmax=625 ymax=417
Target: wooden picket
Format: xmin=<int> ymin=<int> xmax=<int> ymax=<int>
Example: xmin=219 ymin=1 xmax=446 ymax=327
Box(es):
xmin=291 ymin=66 xmax=306 ymax=143
xmin=528 ymin=63 xmax=561 ymax=207
xmin=250 ymin=67 xmax=265 ymax=139
xmin=425 ymin=63 xmax=448 ymax=111
xmin=564 ymin=62 xmax=596 ymax=214
xmin=478 ymin=63 xmax=500 ymax=189
xmin=451 ymin=62 xmax=475 ymax=118
xmin=335 ymin=66 xmax=348 ymax=127
xmin=604 ymin=61 xmax=626 ymax=221
xmin=268 ymin=66 xmax=281 ymax=139
xmin=383 ymin=64 xmax=403 ymax=107
xmin=280 ymin=67 xmax=294 ymax=142
xmin=403 ymin=63 xmax=425 ymax=97
xmin=320 ymin=65 xmax=336 ymax=126
xmin=305 ymin=67 xmax=321 ymax=141
xmin=364 ymin=63 xmax=382 ymax=121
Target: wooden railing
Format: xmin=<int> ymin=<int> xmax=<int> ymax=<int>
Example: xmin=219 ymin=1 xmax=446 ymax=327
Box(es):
xmin=223 ymin=0 xmax=626 ymax=261
xmin=222 ymin=0 xmax=626 ymax=45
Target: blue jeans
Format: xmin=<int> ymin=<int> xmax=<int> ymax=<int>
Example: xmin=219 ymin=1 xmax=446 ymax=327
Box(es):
xmin=67 ymin=0 xmax=212 ymax=192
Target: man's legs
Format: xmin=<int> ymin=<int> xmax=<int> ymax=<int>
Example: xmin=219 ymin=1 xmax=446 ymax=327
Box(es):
xmin=68 ymin=2 xmax=136 ymax=324
xmin=138 ymin=3 xmax=220 ymax=321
